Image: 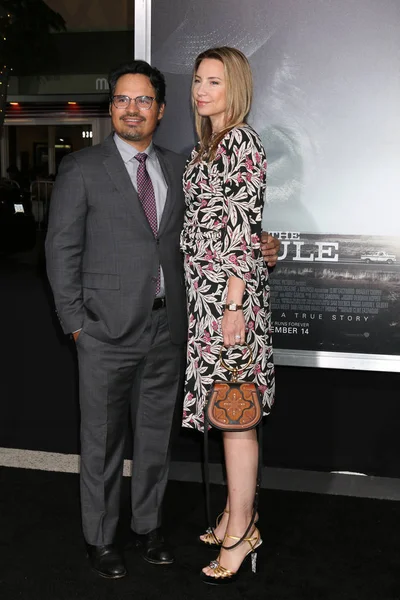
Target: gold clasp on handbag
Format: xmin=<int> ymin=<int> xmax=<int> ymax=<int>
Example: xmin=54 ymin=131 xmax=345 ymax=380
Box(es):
xmin=219 ymin=343 xmax=253 ymax=383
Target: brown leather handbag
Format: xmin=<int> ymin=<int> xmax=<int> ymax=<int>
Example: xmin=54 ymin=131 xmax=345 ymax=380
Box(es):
xmin=205 ymin=344 xmax=263 ymax=432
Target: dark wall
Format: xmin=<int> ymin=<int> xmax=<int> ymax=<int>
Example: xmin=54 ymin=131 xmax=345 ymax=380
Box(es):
xmin=1 ymin=246 xmax=400 ymax=477
xmin=16 ymin=31 xmax=134 ymax=76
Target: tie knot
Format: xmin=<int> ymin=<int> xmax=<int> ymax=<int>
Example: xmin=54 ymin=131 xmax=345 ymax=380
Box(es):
xmin=135 ymin=152 xmax=148 ymax=164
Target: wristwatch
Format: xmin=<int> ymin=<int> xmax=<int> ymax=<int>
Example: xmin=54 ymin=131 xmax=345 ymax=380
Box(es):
xmin=225 ymin=302 xmax=243 ymax=311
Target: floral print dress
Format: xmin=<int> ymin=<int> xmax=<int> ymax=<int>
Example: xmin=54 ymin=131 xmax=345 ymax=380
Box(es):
xmin=180 ymin=125 xmax=275 ymax=432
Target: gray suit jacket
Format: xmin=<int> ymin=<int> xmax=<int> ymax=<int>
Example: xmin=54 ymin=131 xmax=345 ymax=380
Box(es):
xmin=45 ymin=134 xmax=188 ymax=346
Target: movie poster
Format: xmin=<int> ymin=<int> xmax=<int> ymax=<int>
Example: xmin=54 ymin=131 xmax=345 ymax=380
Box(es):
xmin=270 ymin=234 xmax=400 ymax=354
xmin=151 ymin=0 xmax=400 ymax=367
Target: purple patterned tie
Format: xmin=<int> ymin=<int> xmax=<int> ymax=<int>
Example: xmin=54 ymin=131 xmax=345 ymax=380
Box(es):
xmin=135 ymin=153 xmax=160 ymax=294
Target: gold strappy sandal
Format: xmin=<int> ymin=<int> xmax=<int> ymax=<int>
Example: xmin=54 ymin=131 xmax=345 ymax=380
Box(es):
xmin=199 ymin=510 xmax=229 ymax=548
xmin=199 ymin=510 xmax=259 ymax=549
xmin=201 ymin=527 xmax=263 ymax=585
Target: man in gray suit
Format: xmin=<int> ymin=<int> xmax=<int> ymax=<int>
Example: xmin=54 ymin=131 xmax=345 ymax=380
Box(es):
xmin=45 ymin=60 xmax=280 ymax=579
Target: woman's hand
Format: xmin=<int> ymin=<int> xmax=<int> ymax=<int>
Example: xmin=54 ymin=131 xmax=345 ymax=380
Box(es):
xmin=221 ymin=310 xmax=246 ymax=347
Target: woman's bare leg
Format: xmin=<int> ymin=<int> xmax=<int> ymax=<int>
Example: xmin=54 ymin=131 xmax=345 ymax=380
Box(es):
xmin=202 ymin=428 xmax=259 ymax=576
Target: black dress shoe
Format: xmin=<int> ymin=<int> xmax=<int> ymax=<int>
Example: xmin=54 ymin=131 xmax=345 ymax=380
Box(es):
xmin=133 ymin=528 xmax=174 ymax=565
xmin=87 ymin=544 xmax=127 ymax=579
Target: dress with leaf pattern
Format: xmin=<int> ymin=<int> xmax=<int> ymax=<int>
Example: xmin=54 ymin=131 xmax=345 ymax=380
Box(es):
xmin=180 ymin=125 xmax=275 ymax=432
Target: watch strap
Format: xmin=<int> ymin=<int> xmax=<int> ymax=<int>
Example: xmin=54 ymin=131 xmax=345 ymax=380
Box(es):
xmin=225 ymin=303 xmax=243 ymax=310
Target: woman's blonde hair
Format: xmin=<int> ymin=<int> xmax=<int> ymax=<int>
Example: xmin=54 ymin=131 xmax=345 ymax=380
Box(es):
xmin=192 ymin=46 xmax=253 ymax=161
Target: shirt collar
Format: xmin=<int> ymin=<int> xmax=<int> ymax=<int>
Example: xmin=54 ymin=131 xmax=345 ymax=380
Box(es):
xmin=113 ymin=132 xmax=155 ymax=164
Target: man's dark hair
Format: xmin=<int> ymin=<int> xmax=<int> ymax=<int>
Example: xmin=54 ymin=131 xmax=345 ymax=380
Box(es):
xmin=108 ymin=60 xmax=166 ymax=105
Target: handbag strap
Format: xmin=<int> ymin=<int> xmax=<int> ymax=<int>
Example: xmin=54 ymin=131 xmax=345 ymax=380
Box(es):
xmin=203 ymin=413 xmax=263 ymax=551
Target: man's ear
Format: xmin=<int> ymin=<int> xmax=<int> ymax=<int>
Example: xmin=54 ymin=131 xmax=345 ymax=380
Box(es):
xmin=158 ymin=103 xmax=165 ymax=121
xmin=109 ymin=103 xmax=112 ymax=117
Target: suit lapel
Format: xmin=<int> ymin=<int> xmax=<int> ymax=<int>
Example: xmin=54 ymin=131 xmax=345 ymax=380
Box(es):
xmin=154 ymin=145 xmax=177 ymax=236
xmin=101 ymin=135 xmax=154 ymax=235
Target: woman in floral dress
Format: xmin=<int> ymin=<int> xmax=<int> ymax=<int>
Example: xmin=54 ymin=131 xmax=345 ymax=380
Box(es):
xmin=180 ymin=47 xmax=275 ymax=584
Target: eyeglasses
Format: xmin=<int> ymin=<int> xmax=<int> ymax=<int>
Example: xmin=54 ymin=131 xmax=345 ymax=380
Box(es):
xmin=111 ymin=95 xmax=155 ymax=110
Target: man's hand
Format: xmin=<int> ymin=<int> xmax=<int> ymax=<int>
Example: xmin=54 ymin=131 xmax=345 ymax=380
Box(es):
xmin=72 ymin=329 xmax=81 ymax=342
xmin=261 ymin=232 xmax=280 ymax=268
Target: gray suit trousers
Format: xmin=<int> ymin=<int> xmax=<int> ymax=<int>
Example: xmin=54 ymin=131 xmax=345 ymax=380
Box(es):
xmin=76 ymin=307 xmax=184 ymax=545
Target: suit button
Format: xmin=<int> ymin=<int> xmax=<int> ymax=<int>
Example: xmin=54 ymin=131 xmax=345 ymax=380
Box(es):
xmin=156 ymin=238 xmax=160 ymax=245
xmin=151 ymin=277 xmax=157 ymax=283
